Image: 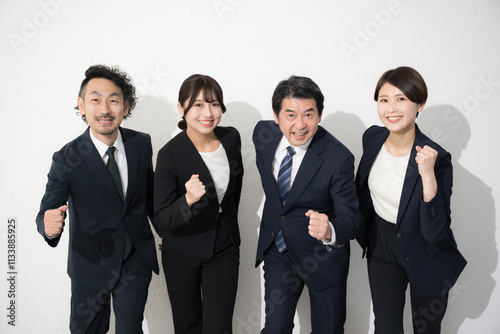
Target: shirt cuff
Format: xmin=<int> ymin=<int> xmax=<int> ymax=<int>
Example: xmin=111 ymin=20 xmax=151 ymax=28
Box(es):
xmin=322 ymin=221 xmax=336 ymax=246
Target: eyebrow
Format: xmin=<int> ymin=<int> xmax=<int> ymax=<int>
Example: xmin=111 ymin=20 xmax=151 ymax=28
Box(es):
xmin=285 ymin=108 xmax=315 ymax=112
xmin=378 ymin=93 xmax=404 ymax=98
xmin=89 ymin=91 xmax=122 ymax=98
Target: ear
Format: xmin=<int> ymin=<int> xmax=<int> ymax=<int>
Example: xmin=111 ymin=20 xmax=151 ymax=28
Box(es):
xmin=123 ymin=101 xmax=130 ymax=117
xmin=273 ymin=111 xmax=279 ymax=124
xmin=417 ymin=103 xmax=425 ymax=114
xmin=77 ymin=97 xmax=85 ymax=115
xmin=177 ymin=102 xmax=184 ymax=117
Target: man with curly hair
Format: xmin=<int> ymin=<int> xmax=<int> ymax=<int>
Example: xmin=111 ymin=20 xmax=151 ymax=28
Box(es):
xmin=36 ymin=64 xmax=159 ymax=333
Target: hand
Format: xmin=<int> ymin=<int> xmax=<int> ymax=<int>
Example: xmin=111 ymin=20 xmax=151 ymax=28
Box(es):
xmin=185 ymin=174 xmax=206 ymax=207
xmin=416 ymin=145 xmax=438 ymax=202
xmin=415 ymin=145 xmax=437 ymax=178
xmin=306 ymin=210 xmax=332 ymax=241
xmin=44 ymin=205 xmax=67 ymax=237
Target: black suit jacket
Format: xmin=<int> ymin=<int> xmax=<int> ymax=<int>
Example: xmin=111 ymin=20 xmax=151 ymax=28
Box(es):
xmin=154 ymin=126 xmax=243 ymax=258
xmin=36 ymin=127 xmax=159 ymax=290
xmin=356 ymin=125 xmax=466 ymax=297
xmin=253 ymin=121 xmax=362 ymax=290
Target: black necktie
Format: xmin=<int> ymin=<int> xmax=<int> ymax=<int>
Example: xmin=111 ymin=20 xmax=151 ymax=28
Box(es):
xmin=106 ymin=146 xmax=132 ymax=259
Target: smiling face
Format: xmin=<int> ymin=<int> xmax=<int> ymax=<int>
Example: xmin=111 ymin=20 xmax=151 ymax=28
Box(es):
xmin=179 ymin=90 xmax=222 ymax=138
xmin=377 ymin=82 xmax=425 ymax=136
xmin=273 ymin=97 xmax=321 ymax=147
xmin=77 ymin=78 xmax=129 ymax=146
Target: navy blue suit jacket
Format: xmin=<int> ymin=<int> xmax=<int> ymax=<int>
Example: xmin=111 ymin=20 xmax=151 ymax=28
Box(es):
xmin=253 ymin=121 xmax=362 ymax=290
xmin=355 ymin=125 xmax=466 ymax=297
xmin=154 ymin=126 xmax=243 ymax=258
xmin=36 ymin=127 xmax=159 ymax=290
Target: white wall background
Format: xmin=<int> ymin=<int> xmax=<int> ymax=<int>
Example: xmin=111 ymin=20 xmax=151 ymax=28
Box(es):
xmin=1 ymin=0 xmax=499 ymax=333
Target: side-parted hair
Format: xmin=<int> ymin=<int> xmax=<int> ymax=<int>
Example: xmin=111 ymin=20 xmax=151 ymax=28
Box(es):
xmin=374 ymin=66 xmax=428 ymax=105
xmin=271 ymin=75 xmax=324 ymax=117
xmin=74 ymin=64 xmax=137 ymax=121
xmin=177 ymin=74 xmax=226 ymax=130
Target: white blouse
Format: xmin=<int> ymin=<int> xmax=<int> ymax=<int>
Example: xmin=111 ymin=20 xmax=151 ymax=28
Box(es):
xmin=198 ymin=143 xmax=230 ymax=210
xmin=368 ymin=144 xmax=410 ymax=224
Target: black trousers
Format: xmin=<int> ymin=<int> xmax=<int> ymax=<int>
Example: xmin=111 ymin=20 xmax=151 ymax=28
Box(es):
xmin=367 ymin=214 xmax=448 ymax=334
xmin=162 ymin=214 xmax=239 ymax=334
xmin=70 ymin=250 xmax=152 ymax=334
xmin=261 ymin=243 xmax=346 ymax=334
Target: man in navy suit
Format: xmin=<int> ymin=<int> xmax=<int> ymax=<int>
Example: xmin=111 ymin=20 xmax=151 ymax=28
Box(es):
xmin=253 ymin=75 xmax=362 ymax=333
xmin=36 ymin=65 xmax=158 ymax=334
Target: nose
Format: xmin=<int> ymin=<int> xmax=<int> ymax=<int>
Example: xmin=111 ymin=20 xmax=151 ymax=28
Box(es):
xmin=295 ymin=116 xmax=305 ymax=129
xmin=100 ymin=102 xmax=111 ymax=114
xmin=202 ymin=104 xmax=214 ymax=117
xmin=388 ymin=100 xmax=398 ymax=112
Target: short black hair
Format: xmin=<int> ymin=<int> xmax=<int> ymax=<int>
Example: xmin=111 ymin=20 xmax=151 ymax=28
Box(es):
xmin=374 ymin=66 xmax=427 ymax=104
xmin=74 ymin=64 xmax=137 ymax=121
xmin=272 ymin=75 xmax=324 ymax=117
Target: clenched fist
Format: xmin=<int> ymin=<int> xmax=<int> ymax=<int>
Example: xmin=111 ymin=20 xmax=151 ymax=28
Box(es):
xmin=306 ymin=210 xmax=332 ymax=241
xmin=185 ymin=174 xmax=206 ymax=207
xmin=44 ymin=205 xmax=67 ymax=237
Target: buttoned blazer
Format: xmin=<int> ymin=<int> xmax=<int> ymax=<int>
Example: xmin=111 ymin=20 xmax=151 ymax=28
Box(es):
xmin=253 ymin=121 xmax=362 ymax=290
xmin=355 ymin=125 xmax=467 ymax=297
xmin=36 ymin=127 xmax=159 ymax=290
xmin=154 ymin=126 xmax=243 ymax=258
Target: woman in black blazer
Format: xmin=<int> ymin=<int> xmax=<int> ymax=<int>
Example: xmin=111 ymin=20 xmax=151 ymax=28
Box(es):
xmin=355 ymin=67 xmax=466 ymax=333
xmin=154 ymin=74 xmax=243 ymax=334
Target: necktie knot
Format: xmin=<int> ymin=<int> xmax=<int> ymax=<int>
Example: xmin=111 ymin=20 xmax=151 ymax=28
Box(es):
xmin=106 ymin=146 xmax=116 ymax=160
xmin=286 ymin=146 xmax=296 ymax=157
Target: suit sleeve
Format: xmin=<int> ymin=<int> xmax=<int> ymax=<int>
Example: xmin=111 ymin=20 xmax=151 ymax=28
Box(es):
xmin=35 ymin=151 xmax=70 ymax=247
xmin=154 ymin=147 xmax=199 ymax=236
xmin=330 ymin=153 xmax=362 ymax=245
xmin=233 ymin=130 xmax=244 ymax=211
xmin=419 ymin=151 xmax=453 ymax=244
xmin=145 ymin=135 xmax=157 ymax=234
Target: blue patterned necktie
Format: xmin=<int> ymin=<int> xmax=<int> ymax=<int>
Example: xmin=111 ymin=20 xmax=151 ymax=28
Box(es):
xmin=106 ymin=147 xmax=132 ymax=259
xmin=275 ymin=146 xmax=296 ymax=253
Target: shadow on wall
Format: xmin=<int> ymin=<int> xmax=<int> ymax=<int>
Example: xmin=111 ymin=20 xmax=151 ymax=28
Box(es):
xmin=124 ymin=94 xmax=179 ymax=334
xmin=220 ymin=101 xmax=265 ymax=333
xmin=417 ymin=105 xmax=497 ymax=334
xmin=321 ymin=111 xmax=371 ymax=334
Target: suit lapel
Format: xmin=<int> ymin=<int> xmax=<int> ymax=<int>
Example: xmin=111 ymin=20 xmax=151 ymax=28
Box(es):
xmin=283 ymin=129 xmax=326 ymax=211
xmin=81 ymin=128 xmax=123 ymax=205
xmin=180 ymin=131 xmax=219 ymax=206
xmin=122 ymin=128 xmax=138 ymax=208
xmin=263 ymin=125 xmax=285 ymax=211
xmin=396 ymin=125 xmax=425 ymax=226
xmin=358 ymin=128 xmax=389 ymax=187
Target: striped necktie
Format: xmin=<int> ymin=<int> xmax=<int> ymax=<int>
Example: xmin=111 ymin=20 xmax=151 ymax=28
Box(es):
xmin=275 ymin=146 xmax=296 ymax=253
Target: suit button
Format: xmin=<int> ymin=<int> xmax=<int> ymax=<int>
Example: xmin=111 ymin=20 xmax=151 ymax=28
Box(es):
xmin=271 ymin=232 xmax=275 ymax=237
xmin=119 ymin=239 xmax=124 ymax=244
xmin=406 ymin=257 xmax=412 ymax=262
xmin=280 ymin=215 xmax=285 ymax=220
xmin=397 ymin=233 xmax=403 ymax=239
